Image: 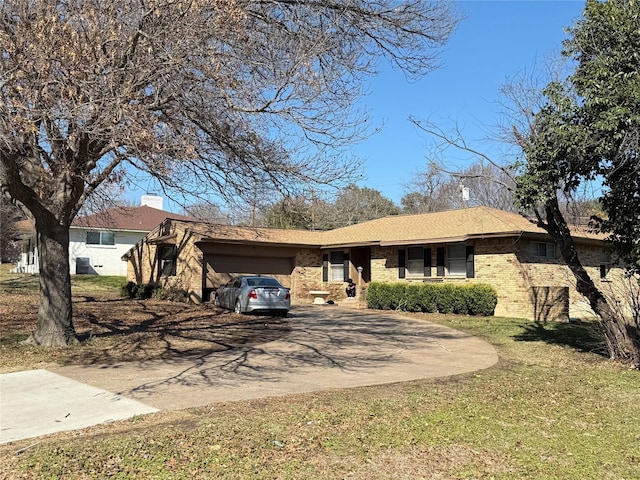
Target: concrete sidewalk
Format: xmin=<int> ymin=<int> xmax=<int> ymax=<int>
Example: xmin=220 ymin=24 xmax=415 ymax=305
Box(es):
xmin=0 ymin=370 xmax=158 ymax=444
xmin=1 ymin=307 xmax=498 ymax=445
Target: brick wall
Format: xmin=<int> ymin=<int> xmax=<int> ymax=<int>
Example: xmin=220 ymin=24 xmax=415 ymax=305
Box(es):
xmin=291 ymin=248 xmax=324 ymax=302
xmin=363 ymin=238 xmax=624 ymax=320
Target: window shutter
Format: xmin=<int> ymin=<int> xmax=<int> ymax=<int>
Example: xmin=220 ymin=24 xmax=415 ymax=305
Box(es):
xmin=170 ymin=247 xmax=177 ymax=276
xmin=466 ymin=246 xmax=475 ymax=278
xmin=398 ymin=249 xmax=406 ymax=279
xmin=343 ymin=253 xmax=350 ymax=281
xmin=424 ymin=248 xmax=432 ymax=277
xmin=436 ymin=247 xmax=445 ymax=276
xmin=322 ymin=254 xmax=328 ymax=282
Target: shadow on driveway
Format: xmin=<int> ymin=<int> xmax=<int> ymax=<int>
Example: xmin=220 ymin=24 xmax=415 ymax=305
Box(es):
xmin=53 ymin=306 xmax=499 ymax=410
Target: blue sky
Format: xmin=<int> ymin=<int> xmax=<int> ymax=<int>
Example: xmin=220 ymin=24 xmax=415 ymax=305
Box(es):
xmin=128 ymin=0 xmax=586 ymax=212
xmin=353 ymin=0 xmax=586 ymax=204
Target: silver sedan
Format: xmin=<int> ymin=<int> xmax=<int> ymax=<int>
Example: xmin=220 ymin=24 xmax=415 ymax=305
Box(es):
xmin=214 ymin=276 xmax=290 ymax=316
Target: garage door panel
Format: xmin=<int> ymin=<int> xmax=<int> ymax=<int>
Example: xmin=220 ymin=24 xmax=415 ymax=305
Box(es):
xmin=205 ymin=255 xmax=292 ymax=288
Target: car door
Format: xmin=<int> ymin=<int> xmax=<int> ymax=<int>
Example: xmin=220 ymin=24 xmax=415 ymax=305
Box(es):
xmin=226 ymin=277 xmax=242 ymax=310
xmin=218 ymin=279 xmax=236 ymax=309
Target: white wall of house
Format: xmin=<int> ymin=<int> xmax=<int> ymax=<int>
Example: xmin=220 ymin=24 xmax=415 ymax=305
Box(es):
xmin=69 ymin=228 xmax=147 ymax=276
xmin=13 ymin=236 xmax=38 ymax=274
xmin=12 ymin=195 xmax=166 ymax=276
xmin=15 ymin=228 xmax=147 ymax=276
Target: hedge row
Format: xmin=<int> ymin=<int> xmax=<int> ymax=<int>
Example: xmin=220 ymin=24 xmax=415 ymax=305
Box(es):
xmin=366 ymin=282 xmax=498 ymax=316
xmin=122 ymin=281 xmax=189 ymax=302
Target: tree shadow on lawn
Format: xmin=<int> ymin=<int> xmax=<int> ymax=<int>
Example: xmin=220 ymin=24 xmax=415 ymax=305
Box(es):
xmin=63 ymin=296 xmax=291 ymax=365
xmin=70 ymin=298 xmax=457 ymax=362
xmin=512 ymin=320 xmax=609 ymax=358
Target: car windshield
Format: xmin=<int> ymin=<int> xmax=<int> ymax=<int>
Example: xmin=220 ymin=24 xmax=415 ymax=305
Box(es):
xmin=245 ymin=277 xmax=281 ymax=287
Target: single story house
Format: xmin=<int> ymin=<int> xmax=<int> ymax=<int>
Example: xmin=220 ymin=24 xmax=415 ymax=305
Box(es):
xmin=13 ymin=195 xmax=193 ymax=276
xmin=123 ymin=206 xmax=624 ymax=321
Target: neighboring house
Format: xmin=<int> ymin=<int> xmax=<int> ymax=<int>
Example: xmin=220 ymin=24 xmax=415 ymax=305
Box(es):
xmin=13 ymin=196 xmax=193 ymax=276
xmin=123 ymin=206 xmax=626 ymax=321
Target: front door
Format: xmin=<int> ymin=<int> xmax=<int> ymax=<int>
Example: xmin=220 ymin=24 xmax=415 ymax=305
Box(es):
xmin=349 ymin=247 xmax=371 ymax=283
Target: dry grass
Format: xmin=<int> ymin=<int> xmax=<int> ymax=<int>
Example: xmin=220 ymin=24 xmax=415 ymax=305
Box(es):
xmin=0 ymin=292 xmax=288 ymax=373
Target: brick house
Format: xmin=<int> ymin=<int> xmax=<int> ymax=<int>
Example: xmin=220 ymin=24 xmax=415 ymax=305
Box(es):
xmin=123 ymin=206 xmax=623 ymax=320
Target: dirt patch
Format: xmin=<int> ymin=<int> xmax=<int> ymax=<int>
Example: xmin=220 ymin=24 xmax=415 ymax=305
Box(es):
xmin=0 ymin=292 xmax=290 ymax=372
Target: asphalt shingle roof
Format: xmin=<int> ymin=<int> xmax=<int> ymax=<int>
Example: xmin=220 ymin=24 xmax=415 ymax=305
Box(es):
xmin=185 ymin=221 xmax=324 ymax=246
xmin=72 ymin=205 xmax=194 ymax=232
xmin=318 ymin=206 xmax=550 ymax=246
xmin=176 ymin=206 xmax=602 ymax=248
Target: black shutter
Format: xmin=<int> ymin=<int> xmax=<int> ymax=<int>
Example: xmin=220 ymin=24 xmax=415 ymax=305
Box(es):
xmin=466 ymin=246 xmax=475 ymax=278
xmin=343 ymin=253 xmax=350 ymax=281
xmin=322 ymin=254 xmax=328 ymax=282
xmin=436 ymin=247 xmax=445 ymax=276
xmin=424 ymin=248 xmax=432 ymax=277
xmin=398 ymin=249 xmax=406 ymax=279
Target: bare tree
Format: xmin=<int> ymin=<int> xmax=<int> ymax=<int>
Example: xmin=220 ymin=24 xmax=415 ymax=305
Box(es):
xmin=323 ymin=184 xmax=400 ymax=229
xmin=0 ymin=0 xmax=459 ymax=345
xmin=457 ymin=162 xmax=517 ymax=211
xmin=401 ymin=160 xmax=516 ymax=213
xmin=183 ymin=202 xmax=229 ymax=224
xmin=401 ymin=163 xmax=455 ymax=213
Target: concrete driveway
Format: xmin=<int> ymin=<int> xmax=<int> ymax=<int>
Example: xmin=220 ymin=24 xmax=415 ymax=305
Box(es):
xmin=1 ymin=306 xmax=498 ymax=444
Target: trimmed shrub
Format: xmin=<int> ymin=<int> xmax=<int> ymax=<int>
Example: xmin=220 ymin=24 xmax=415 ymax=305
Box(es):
xmin=154 ymin=285 xmax=189 ymax=302
xmin=365 ymin=282 xmax=382 ymax=309
xmin=371 ymin=282 xmax=393 ymax=310
xmin=137 ymin=283 xmax=158 ymax=299
xmin=466 ymin=284 xmax=498 ymax=316
xmin=436 ymin=283 xmax=456 ymax=314
xmin=452 ymin=285 xmax=470 ymax=315
xmin=403 ymin=284 xmax=423 ymax=312
xmin=121 ymin=281 xmax=137 ymax=298
xmin=389 ymin=283 xmax=407 ymax=310
xmin=121 ymin=282 xmax=159 ymax=299
xmin=418 ymin=283 xmax=438 ymax=313
xmin=366 ymin=281 xmax=498 ymax=316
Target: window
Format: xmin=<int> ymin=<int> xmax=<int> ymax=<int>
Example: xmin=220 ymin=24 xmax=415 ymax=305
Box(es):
xmin=86 ymin=231 xmax=115 ymax=246
xmin=159 ymin=246 xmax=176 ymax=277
xmin=435 ymin=244 xmax=473 ymax=277
xmin=404 ymin=247 xmax=431 ymax=277
xmin=600 ymin=251 xmax=612 ymax=280
xmin=407 ymin=247 xmax=423 ymax=277
xmin=323 ymin=251 xmax=349 ymax=282
xmin=447 ymin=244 xmax=467 ymax=276
xmin=330 ymin=251 xmax=345 ymax=282
xmin=533 ymin=242 xmax=556 ymax=259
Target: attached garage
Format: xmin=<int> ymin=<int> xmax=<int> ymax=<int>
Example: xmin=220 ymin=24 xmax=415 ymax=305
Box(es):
xmin=199 ymin=242 xmax=296 ymax=301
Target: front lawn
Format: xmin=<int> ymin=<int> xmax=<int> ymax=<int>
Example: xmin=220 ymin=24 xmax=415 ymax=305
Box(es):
xmin=1 ymin=267 xmax=639 ymax=479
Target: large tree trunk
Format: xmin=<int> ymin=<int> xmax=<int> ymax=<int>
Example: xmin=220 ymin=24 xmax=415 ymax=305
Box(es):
xmin=23 ymin=218 xmax=77 ymax=346
xmin=543 ymin=200 xmax=640 ymax=366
